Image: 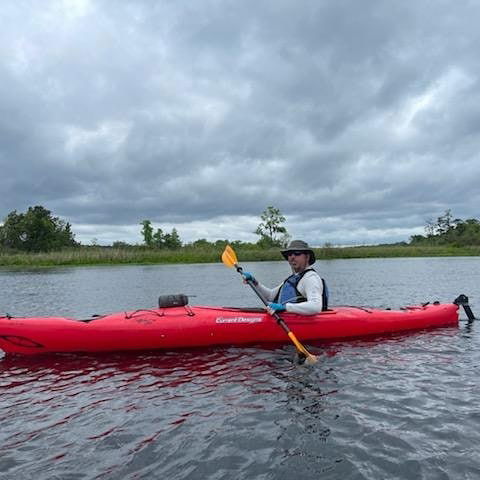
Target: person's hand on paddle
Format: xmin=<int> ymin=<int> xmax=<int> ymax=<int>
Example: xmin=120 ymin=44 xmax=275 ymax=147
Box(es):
xmin=267 ymin=302 xmax=286 ymax=315
xmin=242 ymin=272 xmax=258 ymax=285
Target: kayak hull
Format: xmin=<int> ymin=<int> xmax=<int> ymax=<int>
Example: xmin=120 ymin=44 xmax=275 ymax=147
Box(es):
xmin=0 ymin=302 xmax=459 ymax=355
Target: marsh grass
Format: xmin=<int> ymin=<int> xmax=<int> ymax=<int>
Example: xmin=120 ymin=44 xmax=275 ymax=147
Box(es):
xmin=317 ymin=244 xmax=480 ymax=259
xmin=1 ymin=244 xmax=479 ymax=267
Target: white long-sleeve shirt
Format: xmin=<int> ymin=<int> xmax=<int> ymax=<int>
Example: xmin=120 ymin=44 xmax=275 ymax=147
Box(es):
xmin=256 ymin=270 xmax=324 ymax=315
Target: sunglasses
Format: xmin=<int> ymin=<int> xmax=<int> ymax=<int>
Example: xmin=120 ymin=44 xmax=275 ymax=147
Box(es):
xmin=287 ymin=251 xmax=306 ymax=257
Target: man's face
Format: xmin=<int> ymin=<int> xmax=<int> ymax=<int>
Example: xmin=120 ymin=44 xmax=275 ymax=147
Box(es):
xmin=286 ymin=251 xmax=310 ymax=273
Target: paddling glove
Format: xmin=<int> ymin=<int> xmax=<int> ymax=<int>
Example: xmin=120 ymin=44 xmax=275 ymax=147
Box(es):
xmin=267 ymin=302 xmax=286 ymax=313
xmin=242 ymin=272 xmax=258 ymax=285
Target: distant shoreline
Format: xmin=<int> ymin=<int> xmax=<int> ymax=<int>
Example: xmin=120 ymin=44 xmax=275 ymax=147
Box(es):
xmin=1 ymin=244 xmax=479 ymax=267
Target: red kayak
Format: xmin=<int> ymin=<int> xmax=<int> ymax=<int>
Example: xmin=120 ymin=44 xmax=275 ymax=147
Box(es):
xmin=0 ymin=296 xmax=464 ymax=356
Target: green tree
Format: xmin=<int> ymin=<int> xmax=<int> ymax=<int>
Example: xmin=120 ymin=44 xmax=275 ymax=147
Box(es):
xmin=152 ymin=228 xmax=165 ymax=248
xmin=0 ymin=206 xmax=76 ymax=252
xmin=140 ymin=220 xmax=153 ymax=246
xmin=255 ymin=206 xmax=289 ymax=247
xmin=141 ymin=221 xmax=182 ymax=249
xmin=163 ymin=228 xmax=182 ymax=249
xmin=0 ymin=210 xmax=25 ymax=250
xmin=192 ymin=238 xmax=211 ymax=248
xmin=411 ymin=211 xmax=480 ymax=246
xmin=435 ymin=209 xmax=453 ymax=236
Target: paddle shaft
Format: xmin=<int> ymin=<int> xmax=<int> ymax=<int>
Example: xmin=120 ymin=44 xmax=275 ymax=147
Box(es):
xmin=234 ymin=265 xmax=311 ymax=358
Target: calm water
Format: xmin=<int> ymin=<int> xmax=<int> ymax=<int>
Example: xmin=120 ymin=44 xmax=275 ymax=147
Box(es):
xmin=1 ymin=257 xmax=480 ymax=479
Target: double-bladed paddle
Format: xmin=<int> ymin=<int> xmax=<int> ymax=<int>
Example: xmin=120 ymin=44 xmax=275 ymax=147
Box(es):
xmin=221 ymin=245 xmax=317 ymax=365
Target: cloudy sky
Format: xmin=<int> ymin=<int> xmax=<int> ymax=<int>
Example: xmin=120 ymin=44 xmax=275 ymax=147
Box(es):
xmin=1 ymin=0 xmax=479 ymax=246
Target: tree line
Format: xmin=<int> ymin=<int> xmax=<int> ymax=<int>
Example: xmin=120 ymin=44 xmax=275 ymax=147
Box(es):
xmin=0 ymin=205 xmax=289 ymax=253
xmin=2 ymin=205 xmax=479 ymax=253
xmin=410 ymin=209 xmax=480 ymax=246
xmin=0 ymin=206 xmax=77 ymax=252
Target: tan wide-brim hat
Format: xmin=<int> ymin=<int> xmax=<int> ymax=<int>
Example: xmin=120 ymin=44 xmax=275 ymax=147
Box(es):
xmin=280 ymin=240 xmax=316 ymax=265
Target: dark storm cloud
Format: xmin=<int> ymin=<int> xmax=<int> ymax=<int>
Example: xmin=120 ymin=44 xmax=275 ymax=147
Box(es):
xmin=1 ymin=0 xmax=480 ymax=244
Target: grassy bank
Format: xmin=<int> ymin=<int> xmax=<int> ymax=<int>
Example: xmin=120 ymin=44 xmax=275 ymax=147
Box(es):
xmin=1 ymin=244 xmax=480 ymax=267
xmin=319 ymin=244 xmax=480 ymax=259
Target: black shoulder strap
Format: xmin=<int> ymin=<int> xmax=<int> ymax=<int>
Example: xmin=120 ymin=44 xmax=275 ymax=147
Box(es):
xmin=321 ymin=278 xmax=329 ymax=311
xmin=298 ymin=268 xmax=315 ymax=280
xmin=301 ymin=270 xmax=329 ymax=311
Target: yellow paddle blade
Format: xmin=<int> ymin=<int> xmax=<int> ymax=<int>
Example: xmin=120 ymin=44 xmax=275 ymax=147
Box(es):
xmin=221 ymin=245 xmax=238 ymax=268
xmin=288 ymin=332 xmax=318 ymax=364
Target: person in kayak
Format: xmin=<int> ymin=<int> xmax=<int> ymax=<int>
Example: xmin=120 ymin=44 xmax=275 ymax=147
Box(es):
xmin=242 ymin=239 xmax=328 ymax=315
